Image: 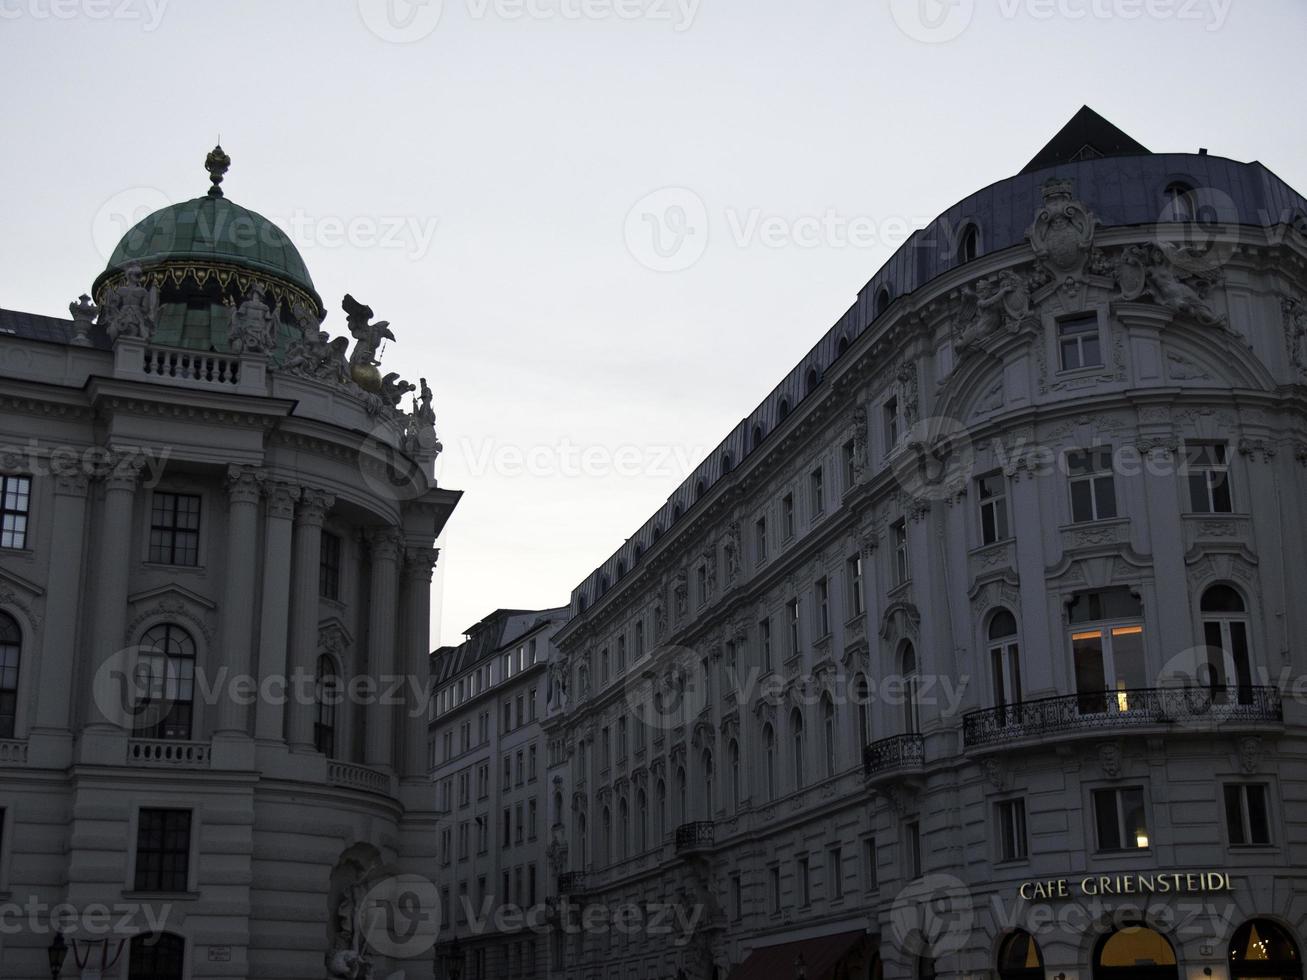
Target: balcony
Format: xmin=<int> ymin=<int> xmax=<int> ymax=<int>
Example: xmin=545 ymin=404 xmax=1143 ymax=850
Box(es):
xmin=963 ymin=686 xmax=1283 ymax=750
xmin=327 ymin=761 xmax=392 ymax=796
xmin=558 ymin=872 xmax=588 ymax=895
xmin=127 ymin=739 xmax=211 ymax=769
xmin=0 ymin=739 xmax=28 ymax=767
xmin=863 ymin=733 xmax=924 ymax=779
xmin=674 ymin=821 xmax=715 ymax=855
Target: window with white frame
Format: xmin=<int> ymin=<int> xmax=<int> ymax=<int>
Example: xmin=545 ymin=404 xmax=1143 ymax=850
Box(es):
xmin=1184 ymin=441 xmax=1233 ymax=513
xmin=1224 ymin=783 xmax=1271 ymax=846
xmin=0 ymin=475 xmax=32 ymax=550
xmin=1093 ymin=786 xmax=1149 ymax=851
xmin=1069 ymin=588 xmax=1145 ymax=715
xmin=1067 ymin=446 xmax=1117 ymax=522
xmin=892 ymin=520 xmax=909 ymax=585
xmin=996 ymin=798 xmax=1028 ymax=862
xmin=1057 ymin=314 xmax=1102 ymax=370
xmin=977 ymin=471 xmax=1009 ymax=544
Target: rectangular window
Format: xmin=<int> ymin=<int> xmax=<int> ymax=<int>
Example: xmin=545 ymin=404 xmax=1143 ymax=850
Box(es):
xmin=755 ymin=517 xmax=768 ymax=562
xmin=133 ymin=809 xmax=191 ymax=893
xmin=828 ymin=846 xmax=843 ymax=900
xmin=1058 ymin=314 xmax=1102 ymax=370
xmin=997 ymin=799 xmax=1028 ymax=862
xmin=600 ymin=648 xmax=609 ymax=684
xmin=515 ymin=804 xmax=524 ymax=844
xmin=503 ymin=808 xmax=511 ymax=844
xmin=528 ymin=799 xmax=538 ymax=840
xmin=731 ymin=872 xmax=743 ymax=920
xmin=811 ymin=467 xmax=825 ymax=517
xmin=148 ymin=492 xmax=201 ymax=566
xmin=696 ymin=564 xmax=708 ymax=606
xmin=842 ymin=440 xmax=857 ymax=490
xmin=616 ymin=635 xmax=626 ymax=672
xmin=1069 ymin=588 xmax=1146 ymax=714
xmin=601 ymin=728 xmax=610 ymax=770
xmin=634 ymin=621 xmax=644 ymax=658
xmin=759 ymin=617 xmax=773 ymax=673
xmin=883 ymin=396 xmax=900 ymax=451
xmin=977 ymin=472 xmax=1010 ymax=544
xmin=1067 ymin=446 xmax=1117 ymax=522
xmin=1185 ymin=442 xmax=1233 ymax=513
xmin=846 ymin=555 xmax=865 ymax=617
xmin=770 ymin=866 xmax=782 ymax=914
xmin=893 ymin=520 xmax=909 ymax=585
xmin=529 ymin=744 xmax=537 ymax=780
xmin=782 ymin=494 xmax=795 ymax=539
xmin=0 ymin=475 xmax=32 ymax=550
xmin=458 ymin=822 xmax=469 ymax=860
xmin=1093 ymin=786 xmax=1149 ymax=851
xmin=319 ymin=530 xmax=341 ymax=599
xmin=616 ymin=719 xmax=626 ymax=761
xmin=787 ymin=598 xmax=801 ymax=657
xmin=797 ymin=856 xmax=811 ymax=906
xmin=516 ymin=750 xmax=525 ymax=785
xmin=816 ymin=578 xmax=830 ymax=637
xmin=864 ymin=837 xmax=878 ymax=891
xmin=905 ymin=821 xmax=922 ymax=878
xmin=1225 ymin=783 xmax=1271 ymax=846
xmin=503 ymin=757 xmax=511 ymax=791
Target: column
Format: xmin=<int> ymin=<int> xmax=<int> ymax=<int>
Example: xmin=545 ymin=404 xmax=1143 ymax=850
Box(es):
xmin=214 ymin=465 xmax=263 ymax=736
xmin=254 ymin=481 xmax=300 ymax=742
xmin=286 ymin=488 xmax=334 ymax=752
xmin=85 ymin=452 xmax=145 ymax=731
xmin=401 ymin=545 xmax=439 ymax=778
xmin=1011 ymin=461 xmax=1056 ymax=697
xmin=34 ymin=473 xmax=90 ymax=731
xmin=364 ymin=527 xmax=402 ymax=768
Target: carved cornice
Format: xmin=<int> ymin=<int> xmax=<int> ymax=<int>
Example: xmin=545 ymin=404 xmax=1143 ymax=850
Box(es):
xmin=263 ymin=480 xmax=301 ymax=519
xmin=365 ymin=526 xmax=405 ymax=563
xmin=296 ymin=488 xmax=335 ymax=527
xmin=404 ymin=546 xmax=440 ymax=582
xmin=225 ymin=464 xmax=264 ymax=504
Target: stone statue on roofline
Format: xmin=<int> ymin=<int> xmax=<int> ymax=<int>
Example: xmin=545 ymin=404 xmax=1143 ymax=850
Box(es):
xmin=342 ymin=293 xmax=394 ymax=393
xmin=98 ymin=263 xmax=159 ymax=342
xmin=380 ymin=372 xmax=416 ymax=411
xmin=227 ymin=284 xmax=279 ymax=354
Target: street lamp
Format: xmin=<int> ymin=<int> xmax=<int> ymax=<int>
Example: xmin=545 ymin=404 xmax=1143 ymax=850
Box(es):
xmin=47 ymin=932 xmax=68 ymax=980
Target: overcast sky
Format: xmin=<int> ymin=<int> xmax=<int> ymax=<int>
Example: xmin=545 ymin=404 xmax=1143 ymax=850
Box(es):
xmin=2 ymin=0 xmax=1305 ymax=646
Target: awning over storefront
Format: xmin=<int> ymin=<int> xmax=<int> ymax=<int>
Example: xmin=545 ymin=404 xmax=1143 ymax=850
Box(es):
xmin=727 ymin=929 xmax=870 ymax=980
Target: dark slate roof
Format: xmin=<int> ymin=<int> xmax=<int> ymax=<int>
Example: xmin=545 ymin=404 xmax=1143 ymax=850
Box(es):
xmin=1020 ymin=105 xmax=1151 ymax=174
xmin=0 ymin=307 xmax=111 ymax=350
xmin=429 ymin=606 xmax=568 ymax=684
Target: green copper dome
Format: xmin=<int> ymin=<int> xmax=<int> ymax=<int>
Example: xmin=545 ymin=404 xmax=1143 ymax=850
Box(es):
xmin=95 ymin=193 xmax=320 ymax=307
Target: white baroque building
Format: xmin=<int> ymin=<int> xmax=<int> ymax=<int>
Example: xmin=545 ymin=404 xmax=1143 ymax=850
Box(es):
xmin=0 ymin=148 xmax=460 ymax=979
xmin=543 ymin=109 xmax=1307 ymax=980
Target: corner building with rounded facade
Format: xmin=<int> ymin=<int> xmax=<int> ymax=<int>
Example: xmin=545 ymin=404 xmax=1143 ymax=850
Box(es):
xmin=545 ymin=108 xmax=1307 ymax=980
xmin=0 ymin=152 xmax=460 ymax=978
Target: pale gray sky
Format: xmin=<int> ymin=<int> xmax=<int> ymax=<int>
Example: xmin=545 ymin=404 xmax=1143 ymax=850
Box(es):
xmin=2 ymin=0 xmax=1304 ymax=646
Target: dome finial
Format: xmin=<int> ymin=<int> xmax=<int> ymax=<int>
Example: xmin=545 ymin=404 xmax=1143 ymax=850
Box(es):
xmin=205 ymin=143 xmax=231 ymax=198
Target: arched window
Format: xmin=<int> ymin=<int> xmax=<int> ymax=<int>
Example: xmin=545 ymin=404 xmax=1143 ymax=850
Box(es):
xmin=1229 ymin=919 xmax=1303 ymax=978
xmin=902 ymin=643 xmax=920 ymax=734
xmin=1201 ymin=585 xmax=1254 ymax=703
xmin=728 ymin=739 xmax=740 ymax=812
xmin=988 ymin=610 xmax=1022 ymax=725
xmin=601 ymin=804 xmax=611 ymax=867
xmin=0 ymin=612 xmax=21 ymax=739
xmin=701 ymin=749 xmax=713 ymax=819
xmin=695 ymin=479 xmax=706 ymax=501
xmin=876 ymin=287 xmax=892 ymax=318
xmin=652 ymin=525 xmax=663 ymax=541
xmin=752 ymin=424 xmax=765 ymax=452
xmin=763 ymin=723 xmax=776 ymax=801
xmin=959 ymin=222 xmax=980 ymax=262
xmin=634 ymin=542 xmax=644 ymax=562
xmin=790 ymin=708 xmax=805 ymax=790
xmin=805 ymin=367 xmax=820 ymax=395
xmin=997 ymin=930 xmax=1045 ymax=980
xmin=578 ymin=593 xmax=588 ymax=612
xmin=636 ymin=789 xmax=648 ymax=851
xmin=1093 ymin=924 xmax=1178 ymax=980
xmin=779 ymin=398 xmax=791 ymax=420
xmin=721 ymin=453 xmax=733 ymax=475
xmin=676 ymin=766 xmax=687 ymax=826
xmin=1163 ymin=181 xmax=1196 ymax=223
xmin=673 ymin=504 xmax=683 ymax=521
xmin=854 ymin=673 xmax=871 ymax=746
xmin=129 ymin=932 xmax=186 ymax=980
xmin=553 ymin=790 xmax=564 ymax=825
xmin=599 ymin=575 xmax=609 ymax=595
xmin=314 ymin=655 xmax=339 ymax=757
xmin=617 ymin=799 xmax=628 ymax=862
xmin=836 ymin=335 xmax=850 ymax=357
xmin=822 ymin=695 xmax=837 ymax=778
xmin=136 ymin=624 xmax=197 ymax=740
xmin=616 ymin=560 xmax=626 ymax=580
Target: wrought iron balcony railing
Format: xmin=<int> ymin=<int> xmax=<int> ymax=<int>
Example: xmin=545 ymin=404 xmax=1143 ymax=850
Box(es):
xmin=962 ymin=686 xmax=1282 ymax=749
xmin=863 ymin=733 xmax=925 ymax=777
xmin=557 ymin=871 xmax=588 ymax=894
xmin=674 ymin=821 xmax=715 ymax=854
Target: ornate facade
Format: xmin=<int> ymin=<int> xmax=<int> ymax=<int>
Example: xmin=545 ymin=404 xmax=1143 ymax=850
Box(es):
xmin=0 ymin=149 xmax=460 ymax=979
xmin=546 ymin=109 xmax=1307 ymax=980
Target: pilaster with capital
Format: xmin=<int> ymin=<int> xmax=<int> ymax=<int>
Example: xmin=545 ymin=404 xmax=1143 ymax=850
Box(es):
xmin=401 ymin=545 xmax=439 ymax=778
xmin=255 ymin=480 xmax=301 ymax=743
xmin=364 ymin=526 xmax=404 ymax=767
xmin=287 ymin=488 xmax=335 ymax=752
xmin=85 ymin=451 xmax=146 ymax=730
xmin=215 ymin=465 xmax=264 ymax=736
